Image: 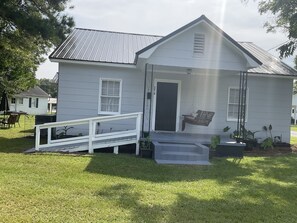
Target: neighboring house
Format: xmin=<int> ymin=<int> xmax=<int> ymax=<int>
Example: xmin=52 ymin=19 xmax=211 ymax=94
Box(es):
xmin=50 ymin=15 xmax=297 ymax=143
xmin=292 ymin=94 xmax=297 ymax=124
xmin=9 ymin=86 xmax=49 ymax=115
xmin=48 ymin=98 xmax=57 ymax=114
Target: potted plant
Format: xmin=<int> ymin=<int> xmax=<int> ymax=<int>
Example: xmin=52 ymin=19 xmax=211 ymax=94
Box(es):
xmin=224 ymin=125 xmax=259 ymax=150
xmin=139 ymin=136 xmax=153 ymax=159
xmin=209 ymin=135 xmax=220 ymax=158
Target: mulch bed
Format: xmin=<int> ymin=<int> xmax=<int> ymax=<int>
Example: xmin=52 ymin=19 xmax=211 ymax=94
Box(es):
xmin=244 ymin=146 xmax=297 ymax=157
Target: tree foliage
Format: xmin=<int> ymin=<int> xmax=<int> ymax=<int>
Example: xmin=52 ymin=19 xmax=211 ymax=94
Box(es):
xmin=255 ymin=0 xmax=297 ymax=66
xmin=37 ymin=78 xmax=58 ymax=98
xmin=0 ymin=0 xmax=74 ymax=96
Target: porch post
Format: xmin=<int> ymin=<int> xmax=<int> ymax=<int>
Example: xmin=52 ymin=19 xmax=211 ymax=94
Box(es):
xmin=148 ymin=64 xmax=154 ymax=132
xmin=237 ymin=71 xmax=248 ymax=138
xmin=141 ymin=63 xmax=148 ymax=137
xmin=88 ymin=120 xmax=94 ymax=154
xmin=35 ymin=125 xmax=40 ymax=151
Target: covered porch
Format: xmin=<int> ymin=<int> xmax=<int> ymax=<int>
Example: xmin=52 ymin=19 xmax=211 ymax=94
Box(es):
xmin=140 ymin=64 xmax=248 ymax=165
xmin=141 ymin=64 xmax=248 ymax=138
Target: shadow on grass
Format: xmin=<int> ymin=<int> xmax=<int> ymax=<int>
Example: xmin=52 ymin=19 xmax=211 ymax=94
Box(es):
xmin=96 ymin=180 xmax=297 ymax=222
xmin=0 ymin=136 xmax=34 ymax=153
xmin=249 ymin=155 xmax=297 ymax=185
xmin=85 ymin=154 xmax=252 ymax=183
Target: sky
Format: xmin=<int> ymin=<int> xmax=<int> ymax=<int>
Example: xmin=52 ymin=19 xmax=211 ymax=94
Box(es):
xmin=36 ymin=0 xmax=295 ymax=79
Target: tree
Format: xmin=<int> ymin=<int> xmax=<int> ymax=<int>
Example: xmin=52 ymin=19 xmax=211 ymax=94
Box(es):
xmin=0 ymin=0 xmax=74 ymax=96
xmin=37 ymin=78 xmax=58 ymax=98
xmin=252 ymin=0 xmax=297 ymax=67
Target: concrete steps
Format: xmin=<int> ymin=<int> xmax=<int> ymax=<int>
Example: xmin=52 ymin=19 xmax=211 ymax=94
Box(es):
xmin=153 ymin=141 xmax=210 ymax=165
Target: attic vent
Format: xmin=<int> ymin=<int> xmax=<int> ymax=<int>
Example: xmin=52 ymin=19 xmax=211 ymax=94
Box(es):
xmin=193 ymin=33 xmax=205 ymax=56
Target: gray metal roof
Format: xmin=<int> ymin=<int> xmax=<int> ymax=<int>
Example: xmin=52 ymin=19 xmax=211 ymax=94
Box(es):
xmin=50 ymin=28 xmax=162 ymax=64
xmin=15 ymin=86 xmax=49 ymax=98
xmin=50 ymin=27 xmax=297 ymax=77
xmin=239 ymin=42 xmax=297 ymax=76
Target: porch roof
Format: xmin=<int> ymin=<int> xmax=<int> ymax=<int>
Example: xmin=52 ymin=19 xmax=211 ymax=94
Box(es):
xmin=15 ymin=86 xmax=49 ymax=98
xmin=239 ymin=42 xmax=297 ymax=77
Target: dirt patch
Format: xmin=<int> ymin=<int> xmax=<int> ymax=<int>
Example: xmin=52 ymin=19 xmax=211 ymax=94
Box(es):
xmin=244 ymin=146 xmax=297 ymax=157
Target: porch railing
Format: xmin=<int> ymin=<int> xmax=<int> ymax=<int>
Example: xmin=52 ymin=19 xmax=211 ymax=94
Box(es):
xmin=35 ymin=112 xmax=142 ymax=155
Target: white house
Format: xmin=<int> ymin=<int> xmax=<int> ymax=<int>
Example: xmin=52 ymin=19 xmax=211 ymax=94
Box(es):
xmin=9 ymin=86 xmax=49 ymax=115
xmin=49 ymin=15 xmax=297 ymax=143
xmin=292 ymin=94 xmax=297 ymax=124
xmin=48 ymin=98 xmax=57 ymax=114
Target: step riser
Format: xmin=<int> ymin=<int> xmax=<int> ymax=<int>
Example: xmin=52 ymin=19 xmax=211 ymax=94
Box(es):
xmin=153 ymin=143 xmax=204 ymax=153
xmin=155 ymin=159 xmax=211 ymax=165
xmin=155 ymin=154 xmax=208 ymax=161
xmin=154 ymin=147 xmax=203 ymax=153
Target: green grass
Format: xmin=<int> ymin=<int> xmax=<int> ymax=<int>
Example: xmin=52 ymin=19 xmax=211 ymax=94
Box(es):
xmin=291 ymin=125 xmax=297 ymax=145
xmin=0 ymin=115 xmax=35 ymax=153
xmin=1 ymin=119 xmax=297 ymax=222
xmin=291 ymin=125 xmax=297 ymax=132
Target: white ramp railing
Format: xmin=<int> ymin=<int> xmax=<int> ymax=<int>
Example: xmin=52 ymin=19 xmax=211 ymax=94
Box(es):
xmin=35 ymin=112 xmax=142 ymax=155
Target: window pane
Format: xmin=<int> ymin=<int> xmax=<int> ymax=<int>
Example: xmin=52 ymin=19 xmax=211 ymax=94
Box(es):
xmin=229 ymin=89 xmax=239 ymax=104
xmin=101 ymin=81 xmax=108 ymax=95
xmin=101 ymin=96 xmax=119 ymax=112
xmin=228 ymin=104 xmax=238 ymax=119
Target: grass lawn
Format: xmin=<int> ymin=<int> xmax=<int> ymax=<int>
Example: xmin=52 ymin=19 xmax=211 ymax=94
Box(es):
xmin=1 ymin=118 xmax=297 ymax=222
xmin=291 ymin=125 xmax=297 ymax=145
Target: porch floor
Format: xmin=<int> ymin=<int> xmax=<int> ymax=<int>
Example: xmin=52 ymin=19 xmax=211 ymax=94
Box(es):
xmin=150 ymin=132 xmax=235 ymax=145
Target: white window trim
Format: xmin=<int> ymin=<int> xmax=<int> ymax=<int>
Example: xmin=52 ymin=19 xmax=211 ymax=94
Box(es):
xmin=11 ymin=98 xmax=16 ymax=104
xmin=18 ymin=98 xmax=24 ymax=105
xmin=227 ymin=87 xmax=249 ymax=122
xmin=98 ymin=78 xmax=122 ymax=115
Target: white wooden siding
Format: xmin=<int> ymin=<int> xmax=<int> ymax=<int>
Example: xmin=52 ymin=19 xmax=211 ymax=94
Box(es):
xmin=146 ymin=22 xmax=248 ymax=71
xmin=57 ymin=63 xmax=144 ymax=133
xmin=9 ymin=97 xmax=48 ymax=115
xmin=147 ymin=70 xmax=292 ymax=142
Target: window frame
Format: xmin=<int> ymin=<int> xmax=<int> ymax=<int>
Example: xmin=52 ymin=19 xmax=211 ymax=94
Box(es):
xmin=98 ymin=78 xmax=122 ymax=115
xmin=227 ymin=87 xmax=249 ymax=122
xmin=18 ymin=98 xmax=24 ymax=105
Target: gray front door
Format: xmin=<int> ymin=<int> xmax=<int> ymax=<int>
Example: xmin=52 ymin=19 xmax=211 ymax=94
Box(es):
xmin=155 ymin=82 xmax=178 ymax=131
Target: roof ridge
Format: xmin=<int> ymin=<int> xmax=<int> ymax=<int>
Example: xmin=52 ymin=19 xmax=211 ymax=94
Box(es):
xmin=75 ymin=27 xmax=164 ymax=38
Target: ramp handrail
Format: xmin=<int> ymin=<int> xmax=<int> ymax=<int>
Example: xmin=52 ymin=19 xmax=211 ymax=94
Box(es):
xmin=35 ymin=112 xmax=142 ymax=155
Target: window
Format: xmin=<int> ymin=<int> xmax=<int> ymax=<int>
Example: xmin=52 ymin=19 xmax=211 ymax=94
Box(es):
xmin=29 ymin=98 xmax=38 ymax=108
xmin=227 ymin=87 xmax=248 ymax=121
xmin=19 ymin=98 xmax=23 ymax=105
xmin=99 ymin=79 xmax=122 ymax=114
xmin=193 ymin=33 xmax=205 ymax=56
xmin=11 ymin=98 xmax=16 ymax=104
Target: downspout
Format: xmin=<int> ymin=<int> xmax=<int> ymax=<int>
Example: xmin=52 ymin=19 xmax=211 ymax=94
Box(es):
xmin=141 ymin=63 xmax=148 ymax=137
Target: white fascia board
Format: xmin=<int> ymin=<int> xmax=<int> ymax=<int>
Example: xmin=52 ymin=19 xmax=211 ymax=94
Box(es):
xmin=244 ymin=55 xmax=260 ymax=68
xmin=50 ymin=59 xmax=137 ymax=69
xmin=248 ymin=72 xmax=296 ymax=79
xmin=137 ymin=46 xmax=158 ymax=59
